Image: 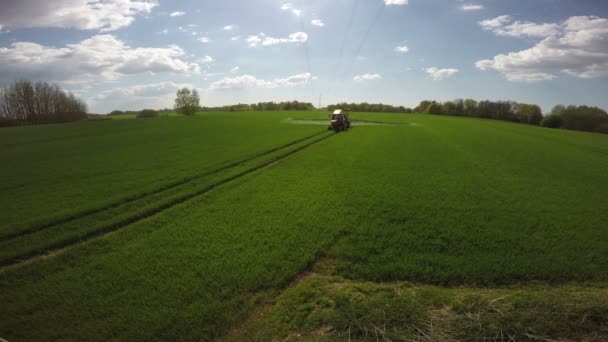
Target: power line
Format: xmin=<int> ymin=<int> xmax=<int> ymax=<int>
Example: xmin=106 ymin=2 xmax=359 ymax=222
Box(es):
xmin=296 ymin=0 xmax=314 ymax=101
xmin=344 ymin=4 xmax=385 ymax=78
xmin=325 ymin=0 xmax=360 ymax=100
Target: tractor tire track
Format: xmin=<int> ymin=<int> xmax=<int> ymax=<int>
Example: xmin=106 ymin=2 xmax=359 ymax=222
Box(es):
xmin=0 ymin=131 xmax=329 ymax=242
xmin=0 ymin=131 xmax=337 ymax=270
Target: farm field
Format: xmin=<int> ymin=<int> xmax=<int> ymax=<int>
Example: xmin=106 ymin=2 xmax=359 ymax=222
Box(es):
xmin=0 ymin=112 xmax=322 ymax=237
xmin=1 ymin=111 xmax=607 ymax=341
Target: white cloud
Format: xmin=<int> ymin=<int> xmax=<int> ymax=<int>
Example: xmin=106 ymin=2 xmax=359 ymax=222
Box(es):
xmin=462 ymin=4 xmax=484 ymax=11
xmin=280 ymin=3 xmax=302 ymax=16
xmin=0 ymin=0 xmax=157 ymax=32
xmin=90 ymin=81 xmax=192 ymax=112
xmin=231 ymin=36 xmax=241 ymax=41
xmin=479 ymin=15 xmax=560 ymax=38
xmin=169 ymin=11 xmax=185 ymax=17
xmin=311 ymin=19 xmax=325 ymax=27
xmin=274 ymin=73 xmax=314 ymax=86
xmin=477 ymin=16 xmax=608 ymax=82
xmin=394 ymin=45 xmax=409 ymax=53
xmin=384 ymin=0 xmax=408 ymax=5
xmin=353 ymin=73 xmax=382 ymax=82
xmin=197 ymin=37 xmax=211 ymax=43
xmin=198 ymin=56 xmax=214 ymax=64
xmin=209 ymin=72 xmax=313 ymax=91
xmin=0 ymin=35 xmax=200 ymax=83
xmin=479 ymin=15 xmax=512 ymax=29
xmin=157 ymin=28 xmax=168 ymax=35
xmin=246 ymin=32 xmax=308 ymax=47
xmin=224 ymin=25 xmax=238 ymax=31
xmin=425 ymin=67 xmax=459 ymax=80
xmin=230 ymin=66 xmax=240 ymax=73
xmin=246 ymin=35 xmax=262 ymax=47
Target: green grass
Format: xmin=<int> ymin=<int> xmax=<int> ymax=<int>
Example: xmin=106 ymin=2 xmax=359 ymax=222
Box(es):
xmin=228 ymin=260 xmax=608 ymax=341
xmin=1 ymin=111 xmax=607 ymax=340
xmin=0 ymin=112 xmax=322 ymax=237
xmin=325 ymin=114 xmax=608 ymax=284
xmin=0 ymin=130 xmax=333 ymax=264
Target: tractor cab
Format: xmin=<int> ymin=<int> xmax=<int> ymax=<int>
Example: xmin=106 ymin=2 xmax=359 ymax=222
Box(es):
xmin=328 ymin=109 xmax=351 ymax=132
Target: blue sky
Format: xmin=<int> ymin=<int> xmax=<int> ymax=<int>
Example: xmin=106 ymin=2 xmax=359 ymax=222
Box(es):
xmin=0 ymin=0 xmax=607 ymax=113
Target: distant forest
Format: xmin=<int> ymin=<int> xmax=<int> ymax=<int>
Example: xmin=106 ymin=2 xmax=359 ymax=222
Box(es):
xmin=413 ymin=99 xmax=608 ymax=134
xmin=201 ymin=101 xmax=316 ymax=112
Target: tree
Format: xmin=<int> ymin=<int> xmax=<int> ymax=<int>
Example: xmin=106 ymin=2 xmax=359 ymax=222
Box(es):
xmin=425 ymin=102 xmax=443 ymax=115
xmin=559 ymin=105 xmax=608 ymax=132
xmin=453 ymin=99 xmax=465 ymax=116
xmin=541 ymin=114 xmax=563 ymax=128
xmin=463 ymin=99 xmax=478 ymax=116
xmin=174 ymin=88 xmax=200 ymax=116
xmin=0 ymin=80 xmax=87 ymax=126
xmin=415 ymin=100 xmax=432 ymax=113
xmin=442 ymin=101 xmax=457 ymax=115
xmin=516 ymin=104 xmax=543 ymax=125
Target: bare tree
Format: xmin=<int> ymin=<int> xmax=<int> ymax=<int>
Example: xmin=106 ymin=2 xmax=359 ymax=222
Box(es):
xmin=0 ymin=80 xmax=87 ymax=126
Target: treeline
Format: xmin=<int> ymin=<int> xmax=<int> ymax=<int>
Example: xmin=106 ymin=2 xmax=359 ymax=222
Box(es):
xmin=327 ymin=103 xmax=412 ymax=113
xmin=201 ymin=101 xmax=315 ymax=112
xmin=415 ymin=99 xmax=608 ymax=134
xmin=108 ymin=109 xmax=174 ymax=116
xmin=543 ymin=105 xmax=608 ymax=134
xmin=415 ymin=99 xmax=543 ymax=125
xmin=0 ymin=80 xmax=87 ymax=127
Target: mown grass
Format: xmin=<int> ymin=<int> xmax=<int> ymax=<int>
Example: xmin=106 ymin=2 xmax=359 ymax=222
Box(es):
xmin=0 ymin=112 xmax=322 ymax=236
xmin=1 ymin=112 xmax=607 ymax=340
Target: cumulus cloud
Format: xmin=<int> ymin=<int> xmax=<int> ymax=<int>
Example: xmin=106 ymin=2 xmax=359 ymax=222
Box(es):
xmin=209 ymin=72 xmax=313 ymax=90
xmin=384 ymin=0 xmax=408 ymax=5
xmin=246 ymin=32 xmax=308 ymax=47
xmin=311 ymin=19 xmax=325 ymax=27
xmin=280 ymin=3 xmax=302 ymax=17
xmin=462 ymin=4 xmax=484 ymax=11
xmin=0 ymin=0 xmax=157 ymax=32
xmin=197 ymin=37 xmax=211 ymax=43
xmin=353 ymin=73 xmax=382 ymax=82
xmin=198 ymin=56 xmax=214 ymax=64
xmin=425 ymin=67 xmax=459 ymax=80
xmin=477 ymin=16 xmax=608 ymax=82
xmin=169 ymin=11 xmax=185 ymax=17
xmin=394 ymin=45 xmax=409 ymax=53
xmin=90 ymin=81 xmax=192 ymax=112
xmin=224 ymin=25 xmax=238 ymax=31
xmin=479 ymin=15 xmax=512 ymax=29
xmin=0 ymin=35 xmax=200 ymax=83
xmin=479 ymin=15 xmax=560 ymax=38
xmin=230 ymin=66 xmax=240 ymax=73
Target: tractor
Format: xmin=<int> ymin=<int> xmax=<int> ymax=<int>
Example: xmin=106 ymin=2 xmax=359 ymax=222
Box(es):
xmin=328 ymin=109 xmax=351 ymax=132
